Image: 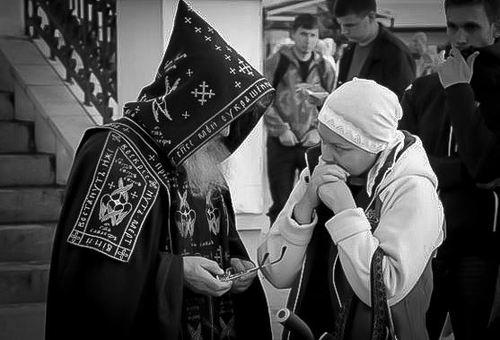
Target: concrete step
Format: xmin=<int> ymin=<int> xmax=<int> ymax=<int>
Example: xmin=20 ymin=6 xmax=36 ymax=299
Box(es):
xmin=0 ymin=224 xmax=55 ymax=262
xmin=0 ymin=154 xmax=55 ymax=186
xmin=0 ymin=262 xmax=49 ymax=304
xmin=0 ymin=303 xmax=45 ymax=340
xmin=0 ymin=187 xmax=64 ymax=224
xmin=0 ymin=91 xmax=14 ymax=120
xmin=0 ymin=121 xmax=34 ymax=153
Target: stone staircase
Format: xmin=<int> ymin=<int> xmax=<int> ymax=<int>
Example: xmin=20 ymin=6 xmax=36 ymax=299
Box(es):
xmin=0 ymin=90 xmax=64 ymax=339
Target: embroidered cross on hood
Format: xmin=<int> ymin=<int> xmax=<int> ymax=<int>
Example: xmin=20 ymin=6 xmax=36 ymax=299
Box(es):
xmin=123 ymin=0 xmax=275 ymax=167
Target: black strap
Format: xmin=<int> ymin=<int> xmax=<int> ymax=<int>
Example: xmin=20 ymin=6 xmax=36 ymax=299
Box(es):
xmin=273 ymin=54 xmax=291 ymax=89
xmin=317 ymin=58 xmax=328 ymax=91
xmin=332 ymin=288 xmax=355 ymax=340
xmin=370 ymin=248 xmax=397 ymax=340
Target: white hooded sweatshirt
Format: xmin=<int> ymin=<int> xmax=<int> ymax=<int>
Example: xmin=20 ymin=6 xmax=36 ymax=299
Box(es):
xmin=258 ymin=131 xmax=444 ymax=307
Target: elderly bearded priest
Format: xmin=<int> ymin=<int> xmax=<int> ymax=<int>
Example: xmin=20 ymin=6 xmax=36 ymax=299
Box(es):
xmin=45 ymin=1 xmax=274 ymax=339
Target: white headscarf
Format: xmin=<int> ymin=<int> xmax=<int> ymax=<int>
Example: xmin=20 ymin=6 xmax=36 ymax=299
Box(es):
xmin=318 ymin=78 xmax=402 ymax=154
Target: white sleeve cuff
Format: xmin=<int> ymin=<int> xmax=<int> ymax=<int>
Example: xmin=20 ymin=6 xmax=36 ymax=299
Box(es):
xmin=279 ymin=208 xmax=318 ymax=246
xmin=325 ymin=208 xmax=371 ymax=244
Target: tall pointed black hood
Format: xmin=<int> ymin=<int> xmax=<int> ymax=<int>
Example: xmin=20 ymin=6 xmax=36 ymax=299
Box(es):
xmin=123 ymin=0 xmax=274 ymax=167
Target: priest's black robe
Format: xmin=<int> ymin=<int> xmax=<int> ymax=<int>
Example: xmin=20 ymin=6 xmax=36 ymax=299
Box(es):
xmin=45 ymin=125 xmax=272 ymax=340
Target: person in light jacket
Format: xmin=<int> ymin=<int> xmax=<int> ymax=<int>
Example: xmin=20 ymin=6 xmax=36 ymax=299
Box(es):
xmin=258 ymin=78 xmax=444 ymax=340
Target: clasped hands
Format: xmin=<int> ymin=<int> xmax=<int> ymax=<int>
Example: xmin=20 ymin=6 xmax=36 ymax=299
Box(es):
xmin=294 ymin=161 xmax=356 ymax=224
xmin=183 ymin=256 xmax=256 ymax=297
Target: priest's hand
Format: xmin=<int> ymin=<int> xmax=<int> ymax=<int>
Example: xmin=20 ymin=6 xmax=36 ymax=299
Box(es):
xmin=317 ymin=180 xmax=356 ymax=214
xmin=183 ymin=256 xmax=232 ymax=297
xmin=230 ymin=258 xmax=257 ymax=294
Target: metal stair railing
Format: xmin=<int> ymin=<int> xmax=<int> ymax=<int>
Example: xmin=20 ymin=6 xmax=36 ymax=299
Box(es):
xmin=24 ymin=0 xmax=117 ymax=123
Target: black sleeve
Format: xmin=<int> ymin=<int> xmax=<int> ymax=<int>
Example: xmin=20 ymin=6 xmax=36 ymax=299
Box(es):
xmin=385 ymin=47 xmax=416 ymax=99
xmin=46 ymin=131 xmax=184 ymax=340
xmin=445 ymin=83 xmax=500 ymax=185
xmin=399 ymin=85 xmax=418 ymax=133
xmin=427 ymin=155 xmax=468 ymax=189
xmin=400 ymin=82 xmax=467 ymax=189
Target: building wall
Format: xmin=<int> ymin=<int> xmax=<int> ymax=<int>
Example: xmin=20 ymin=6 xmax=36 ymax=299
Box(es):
xmin=379 ymin=0 xmax=448 ymax=46
xmin=379 ymin=0 xmax=446 ymax=28
xmin=0 ymin=0 xmax=24 ymax=36
xmin=117 ymin=0 xmax=165 ymax=106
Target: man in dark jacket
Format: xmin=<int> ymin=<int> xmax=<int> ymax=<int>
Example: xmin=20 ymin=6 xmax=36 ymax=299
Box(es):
xmin=400 ymin=0 xmax=500 ymax=338
xmin=45 ymin=1 xmax=274 ymax=339
xmin=334 ymin=0 xmax=415 ymax=99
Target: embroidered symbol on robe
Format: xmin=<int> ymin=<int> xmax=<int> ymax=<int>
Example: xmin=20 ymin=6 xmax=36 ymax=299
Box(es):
xmin=220 ymin=316 xmax=236 ymax=339
xmin=206 ymin=190 xmax=220 ymax=235
xmin=99 ymin=178 xmax=134 ymax=226
xmin=175 ymin=190 xmax=196 ymax=238
xmin=150 ymin=126 xmax=172 ymax=146
xmin=152 ymin=96 xmax=174 ymax=122
xmin=124 ymin=105 xmax=141 ymax=117
xmin=150 ymin=53 xmax=188 ymax=122
xmin=187 ymin=323 xmax=202 ymax=340
xmin=67 ymin=132 xmax=160 ymax=262
xmin=237 ymin=58 xmax=254 ymax=76
xmin=191 ymin=81 xmax=215 ymax=106
xmin=161 ymin=53 xmax=187 ymax=76
xmin=365 ymin=208 xmax=380 ymax=229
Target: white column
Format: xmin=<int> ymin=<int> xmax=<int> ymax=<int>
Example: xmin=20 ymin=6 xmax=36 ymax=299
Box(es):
xmin=0 ymin=0 xmax=24 ymax=36
xmin=116 ymin=0 xmax=165 ymax=106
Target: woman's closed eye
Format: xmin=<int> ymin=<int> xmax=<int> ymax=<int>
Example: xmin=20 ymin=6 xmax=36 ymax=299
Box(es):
xmin=330 ymin=143 xmax=351 ymax=152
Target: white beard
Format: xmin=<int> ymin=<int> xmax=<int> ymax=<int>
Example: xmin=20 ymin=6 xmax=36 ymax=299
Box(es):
xmin=183 ymin=138 xmax=230 ymax=197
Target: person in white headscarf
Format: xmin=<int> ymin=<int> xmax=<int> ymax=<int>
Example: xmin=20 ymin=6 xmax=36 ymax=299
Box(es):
xmin=258 ymin=78 xmax=444 ymax=340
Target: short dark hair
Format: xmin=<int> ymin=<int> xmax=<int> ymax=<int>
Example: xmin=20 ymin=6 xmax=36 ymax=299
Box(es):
xmin=334 ymin=0 xmax=377 ymax=17
xmin=444 ymin=0 xmax=500 ymax=23
xmin=292 ymin=14 xmax=319 ymax=32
